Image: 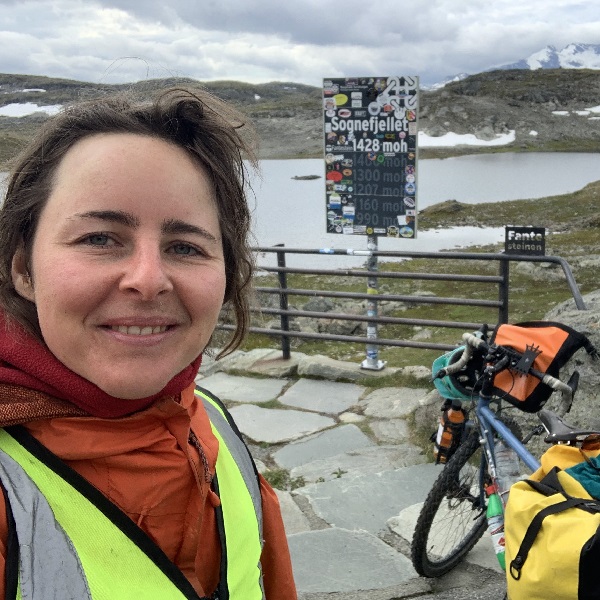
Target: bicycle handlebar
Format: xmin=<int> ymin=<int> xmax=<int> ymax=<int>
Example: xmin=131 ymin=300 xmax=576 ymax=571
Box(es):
xmin=433 ymin=331 xmax=576 ymax=410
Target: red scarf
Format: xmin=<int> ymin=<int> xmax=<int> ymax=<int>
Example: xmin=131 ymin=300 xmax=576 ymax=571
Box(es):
xmin=0 ymin=311 xmax=202 ymax=418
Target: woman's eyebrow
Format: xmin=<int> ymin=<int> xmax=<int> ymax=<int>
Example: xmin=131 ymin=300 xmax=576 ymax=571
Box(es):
xmin=72 ymin=210 xmax=139 ymax=227
xmin=69 ymin=212 xmax=218 ymax=242
xmin=161 ymin=219 xmax=219 ymax=242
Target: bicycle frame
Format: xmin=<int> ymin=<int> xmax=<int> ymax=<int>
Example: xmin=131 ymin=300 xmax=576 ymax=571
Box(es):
xmin=475 ymin=394 xmax=540 ymax=508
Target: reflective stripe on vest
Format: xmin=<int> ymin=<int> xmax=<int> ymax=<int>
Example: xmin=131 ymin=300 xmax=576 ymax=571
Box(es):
xmin=196 ymin=388 xmax=264 ymax=600
xmin=0 ymin=391 xmax=264 ymax=600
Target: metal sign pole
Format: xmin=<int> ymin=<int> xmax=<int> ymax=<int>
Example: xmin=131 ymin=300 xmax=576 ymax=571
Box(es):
xmin=361 ymin=235 xmax=386 ymax=371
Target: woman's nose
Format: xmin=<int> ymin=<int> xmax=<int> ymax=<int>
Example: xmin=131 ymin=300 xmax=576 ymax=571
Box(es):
xmin=119 ymin=246 xmax=173 ymax=300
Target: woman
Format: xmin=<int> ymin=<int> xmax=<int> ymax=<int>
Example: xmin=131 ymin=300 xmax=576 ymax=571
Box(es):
xmin=0 ymin=88 xmax=297 ymax=599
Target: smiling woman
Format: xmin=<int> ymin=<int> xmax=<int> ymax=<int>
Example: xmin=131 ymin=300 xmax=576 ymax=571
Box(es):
xmin=11 ymin=134 xmax=227 ymax=401
xmin=0 ymin=89 xmax=297 ymax=599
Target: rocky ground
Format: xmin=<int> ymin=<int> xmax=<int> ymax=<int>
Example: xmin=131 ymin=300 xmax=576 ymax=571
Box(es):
xmin=253 ymin=69 xmax=600 ymax=158
xmin=418 ymin=69 xmax=600 ymax=151
xmin=3 ymin=68 xmax=600 ymax=164
xmin=252 ymin=107 xmax=322 ymax=159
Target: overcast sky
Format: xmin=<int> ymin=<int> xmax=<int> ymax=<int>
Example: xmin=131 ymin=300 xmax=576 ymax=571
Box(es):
xmin=0 ymin=0 xmax=598 ymax=87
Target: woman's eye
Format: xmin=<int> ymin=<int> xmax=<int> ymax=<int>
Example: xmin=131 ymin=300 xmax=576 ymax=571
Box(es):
xmin=171 ymin=243 xmax=200 ymax=256
xmin=85 ymin=233 xmax=112 ymax=246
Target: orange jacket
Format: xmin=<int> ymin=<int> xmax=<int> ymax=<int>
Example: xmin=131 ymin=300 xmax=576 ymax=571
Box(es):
xmin=0 ymin=384 xmax=297 ymax=599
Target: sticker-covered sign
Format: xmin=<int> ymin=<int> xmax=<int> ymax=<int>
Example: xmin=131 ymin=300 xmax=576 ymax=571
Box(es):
xmin=323 ymin=76 xmax=419 ymax=238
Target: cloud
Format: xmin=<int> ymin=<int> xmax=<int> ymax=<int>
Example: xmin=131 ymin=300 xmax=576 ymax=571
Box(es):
xmin=0 ymin=0 xmax=598 ymax=86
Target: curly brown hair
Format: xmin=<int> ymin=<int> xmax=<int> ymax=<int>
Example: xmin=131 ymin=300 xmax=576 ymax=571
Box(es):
xmin=0 ymin=87 xmax=259 ymax=357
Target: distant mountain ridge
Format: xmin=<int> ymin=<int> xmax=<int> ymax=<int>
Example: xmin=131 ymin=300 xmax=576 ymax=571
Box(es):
xmin=427 ymin=43 xmax=600 ymax=90
xmin=496 ymin=43 xmax=600 ymax=71
xmin=2 ymin=64 xmax=600 ymax=163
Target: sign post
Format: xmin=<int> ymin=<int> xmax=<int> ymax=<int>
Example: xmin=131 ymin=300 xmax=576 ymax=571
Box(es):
xmin=363 ymin=235 xmax=385 ymax=370
xmin=323 ymin=76 xmax=419 ymax=369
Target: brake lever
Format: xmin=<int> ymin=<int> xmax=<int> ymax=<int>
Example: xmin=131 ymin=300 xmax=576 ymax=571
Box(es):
xmin=431 ymin=368 xmax=446 ymax=382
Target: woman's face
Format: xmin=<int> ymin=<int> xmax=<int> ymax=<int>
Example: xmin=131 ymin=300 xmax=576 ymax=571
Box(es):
xmin=12 ymin=133 xmax=226 ymax=399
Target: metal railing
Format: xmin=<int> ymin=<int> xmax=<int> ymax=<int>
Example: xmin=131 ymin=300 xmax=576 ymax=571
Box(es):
xmin=217 ymin=245 xmax=586 ymax=360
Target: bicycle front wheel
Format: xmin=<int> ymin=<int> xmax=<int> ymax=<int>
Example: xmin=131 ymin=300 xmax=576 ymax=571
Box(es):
xmin=411 ymin=428 xmax=488 ymax=577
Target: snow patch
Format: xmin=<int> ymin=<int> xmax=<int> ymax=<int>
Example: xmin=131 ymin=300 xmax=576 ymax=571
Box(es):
xmin=560 ymin=43 xmax=600 ymax=69
xmin=0 ymin=102 xmax=62 ymax=117
xmin=527 ymin=45 xmax=557 ymax=70
xmin=418 ymin=130 xmax=515 ymax=147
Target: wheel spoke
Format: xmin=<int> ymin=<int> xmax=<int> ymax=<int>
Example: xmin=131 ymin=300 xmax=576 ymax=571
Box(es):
xmin=411 ymin=430 xmax=487 ymax=577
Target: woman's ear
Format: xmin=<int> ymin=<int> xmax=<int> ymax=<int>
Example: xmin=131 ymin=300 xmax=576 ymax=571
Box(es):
xmin=11 ymin=248 xmax=35 ymax=302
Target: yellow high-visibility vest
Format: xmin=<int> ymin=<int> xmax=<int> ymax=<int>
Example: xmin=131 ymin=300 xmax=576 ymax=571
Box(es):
xmin=0 ymin=387 xmax=264 ymax=600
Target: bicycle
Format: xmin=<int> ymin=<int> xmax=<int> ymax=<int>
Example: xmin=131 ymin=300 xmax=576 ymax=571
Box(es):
xmin=410 ymin=326 xmax=597 ymax=578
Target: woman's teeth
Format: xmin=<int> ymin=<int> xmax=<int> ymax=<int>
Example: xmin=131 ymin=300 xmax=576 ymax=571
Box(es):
xmin=111 ymin=325 xmax=168 ymax=335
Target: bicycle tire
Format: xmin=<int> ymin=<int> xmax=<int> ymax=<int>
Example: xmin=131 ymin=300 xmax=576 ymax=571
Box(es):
xmin=411 ymin=428 xmax=488 ymax=577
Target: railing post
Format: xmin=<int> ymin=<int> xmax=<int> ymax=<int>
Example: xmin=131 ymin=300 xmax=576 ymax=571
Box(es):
xmin=498 ymin=259 xmax=509 ymax=324
xmin=361 ymin=236 xmax=386 ymax=370
xmin=275 ymin=244 xmax=291 ymax=359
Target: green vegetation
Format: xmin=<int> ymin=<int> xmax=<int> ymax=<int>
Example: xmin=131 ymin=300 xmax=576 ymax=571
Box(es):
xmin=262 ymin=468 xmax=305 ymax=491
xmin=419 ymin=137 xmax=600 ymax=159
xmin=442 ymin=68 xmax=600 ymax=104
xmin=418 ymin=180 xmax=600 ymax=231
xmin=0 ymin=133 xmax=30 ymax=167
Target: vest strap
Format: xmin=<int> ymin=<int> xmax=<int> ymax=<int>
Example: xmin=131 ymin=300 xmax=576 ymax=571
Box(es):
xmin=195 ymin=388 xmax=265 ymax=600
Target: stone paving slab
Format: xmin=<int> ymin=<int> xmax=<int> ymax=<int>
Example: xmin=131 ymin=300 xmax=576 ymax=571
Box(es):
xmin=215 ymin=348 xmax=283 ymax=372
xmin=243 ymin=352 xmax=307 ymax=378
xmin=370 ymin=418 xmax=411 ymax=443
xmin=289 ymin=444 xmax=426 ymax=483
xmin=464 ymin=532 xmax=503 ymax=572
xmin=197 ymin=372 xmax=289 ymax=404
xmin=275 ymin=490 xmax=311 ymax=535
xmin=278 ymin=378 xmax=366 ymax=414
xmin=295 ymin=464 xmax=441 ymax=534
xmin=228 ymin=403 xmax=335 ymax=443
xmin=272 ymin=424 xmax=374 ymax=469
xmin=360 ymin=386 xmax=431 ymax=418
xmin=298 ymin=581 xmax=432 ymax=600
xmin=386 ymin=502 xmax=422 ymax=544
xmin=388 ymin=503 xmax=502 ymax=574
xmin=288 ymin=528 xmax=420 ymax=594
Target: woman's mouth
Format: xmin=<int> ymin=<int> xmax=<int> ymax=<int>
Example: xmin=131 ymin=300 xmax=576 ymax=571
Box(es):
xmin=108 ymin=325 xmax=170 ymax=335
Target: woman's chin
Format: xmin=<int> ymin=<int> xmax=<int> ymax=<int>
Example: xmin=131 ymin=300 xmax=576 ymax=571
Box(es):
xmin=97 ymin=379 xmax=168 ymax=400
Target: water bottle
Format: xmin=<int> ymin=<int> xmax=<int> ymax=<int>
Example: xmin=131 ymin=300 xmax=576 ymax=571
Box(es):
xmin=495 ymin=439 xmax=520 ymax=504
xmin=486 ymin=484 xmax=506 ymax=570
xmin=433 ymin=399 xmax=465 ymax=464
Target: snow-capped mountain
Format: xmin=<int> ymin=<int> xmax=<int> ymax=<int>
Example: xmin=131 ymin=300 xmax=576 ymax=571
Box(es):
xmin=428 ymin=43 xmax=600 ymax=90
xmin=423 ymin=72 xmax=470 ymax=91
xmin=496 ymin=43 xmax=600 ymax=71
